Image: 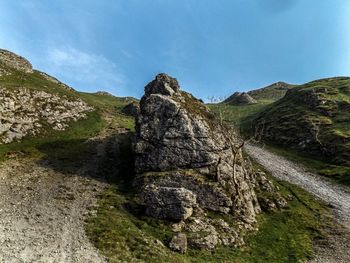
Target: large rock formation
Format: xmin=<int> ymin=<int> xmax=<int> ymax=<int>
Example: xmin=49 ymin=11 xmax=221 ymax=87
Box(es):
xmin=134 ymin=74 xmax=283 ymax=250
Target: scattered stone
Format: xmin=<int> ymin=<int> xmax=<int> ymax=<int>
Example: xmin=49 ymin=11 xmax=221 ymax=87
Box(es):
xmin=0 ymin=87 xmax=93 ymax=144
xmin=0 ymin=49 xmax=33 ymax=74
xmin=169 ymin=233 xmax=187 ymax=254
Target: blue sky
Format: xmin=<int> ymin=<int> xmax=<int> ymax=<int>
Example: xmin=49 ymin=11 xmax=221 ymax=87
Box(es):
xmin=0 ymin=0 xmax=349 ymax=100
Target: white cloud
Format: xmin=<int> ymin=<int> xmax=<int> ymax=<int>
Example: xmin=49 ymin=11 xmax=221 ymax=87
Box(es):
xmin=46 ymin=47 xmax=126 ymax=94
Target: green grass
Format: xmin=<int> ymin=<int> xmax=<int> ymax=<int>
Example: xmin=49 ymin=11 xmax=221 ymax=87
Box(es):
xmin=0 ymin=65 xmax=136 ymax=163
xmin=0 ymin=111 xmax=104 ymax=163
xmin=210 ymin=77 xmax=350 ymax=187
xmin=208 ymin=101 xmax=271 ymax=129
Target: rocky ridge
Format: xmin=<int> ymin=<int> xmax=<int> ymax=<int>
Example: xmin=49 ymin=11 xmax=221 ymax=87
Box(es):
xmin=134 ymin=74 xmax=285 ymax=251
xmin=0 ymin=49 xmax=33 ymax=75
xmin=0 ymin=49 xmax=94 ymax=144
xmin=0 ymin=87 xmax=93 ymax=144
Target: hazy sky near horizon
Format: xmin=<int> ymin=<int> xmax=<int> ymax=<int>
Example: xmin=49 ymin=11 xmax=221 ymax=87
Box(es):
xmin=0 ymin=0 xmax=349 ymax=100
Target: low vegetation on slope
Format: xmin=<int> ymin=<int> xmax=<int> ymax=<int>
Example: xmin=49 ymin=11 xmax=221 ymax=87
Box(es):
xmin=251 ymin=77 xmax=350 ymax=185
xmin=209 ymin=82 xmax=296 ymax=128
xmin=247 ymin=82 xmax=297 ymax=102
xmin=210 ymin=77 xmax=350 ymax=186
xmin=86 ymin=148 xmax=334 ymax=263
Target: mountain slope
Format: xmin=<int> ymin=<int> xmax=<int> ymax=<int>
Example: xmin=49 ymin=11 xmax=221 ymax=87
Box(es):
xmin=251 ymin=77 xmax=350 ymax=183
xmin=0 ymin=49 xmax=134 ymax=162
xmin=248 ymin=81 xmax=297 ymax=102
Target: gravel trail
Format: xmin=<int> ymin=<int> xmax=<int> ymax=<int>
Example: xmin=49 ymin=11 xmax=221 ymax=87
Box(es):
xmin=0 ymin=160 xmax=107 ymax=263
xmin=245 ymin=143 xmax=350 ymax=263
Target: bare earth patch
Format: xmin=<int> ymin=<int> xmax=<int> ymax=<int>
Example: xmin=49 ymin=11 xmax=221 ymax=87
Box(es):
xmin=0 ymin=159 xmax=107 ymax=263
xmin=0 ymin=120 xmax=123 ymax=262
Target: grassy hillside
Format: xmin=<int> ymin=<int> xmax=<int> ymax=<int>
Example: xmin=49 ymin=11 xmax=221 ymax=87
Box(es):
xmin=0 ymin=60 xmax=134 ymax=163
xmin=209 ymin=82 xmax=296 ymax=129
xmin=250 ymin=77 xmax=350 ymax=185
xmin=247 ymin=82 xmax=297 ymax=102
xmin=211 ymin=77 xmax=350 ymax=186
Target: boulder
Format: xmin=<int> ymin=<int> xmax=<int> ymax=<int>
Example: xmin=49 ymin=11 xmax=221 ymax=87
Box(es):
xmin=140 ymin=185 xmax=197 ymax=221
xmin=134 ymin=74 xmax=271 ymax=249
xmin=135 ymin=74 xmax=260 ymax=222
xmin=169 ymin=233 xmax=187 ymax=254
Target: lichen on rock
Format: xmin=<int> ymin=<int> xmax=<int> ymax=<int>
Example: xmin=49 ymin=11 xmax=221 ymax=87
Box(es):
xmin=134 ymin=73 xmax=283 ymax=250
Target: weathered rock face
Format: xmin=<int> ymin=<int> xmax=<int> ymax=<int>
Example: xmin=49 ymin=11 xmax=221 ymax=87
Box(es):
xmin=0 ymin=87 xmax=93 ymax=144
xmin=0 ymin=49 xmax=33 ymax=75
xmin=140 ymin=185 xmax=197 ymax=221
xmin=135 ymin=74 xmax=272 ymax=250
xmin=122 ymin=101 xmax=140 ymax=117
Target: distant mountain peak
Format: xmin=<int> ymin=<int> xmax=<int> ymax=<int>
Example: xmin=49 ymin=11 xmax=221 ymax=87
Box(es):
xmin=223 ymin=91 xmax=257 ymax=105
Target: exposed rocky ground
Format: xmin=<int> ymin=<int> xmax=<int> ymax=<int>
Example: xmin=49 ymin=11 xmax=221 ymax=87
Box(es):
xmin=0 ymin=115 xmax=126 ymax=262
xmin=0 ymin=87 xmax=93 ymax=144
xmin=134 ymin=74 xmax=285 ymax=251
xmin=122 ymin=101 xmax=140 ymax=117
xmin=0 ymin=49 xmax=33 ymax=75
xmin=0 ymin=49 xmax=94 ymax=144
xmin=245 ymin=143 xmax=350 ymax=263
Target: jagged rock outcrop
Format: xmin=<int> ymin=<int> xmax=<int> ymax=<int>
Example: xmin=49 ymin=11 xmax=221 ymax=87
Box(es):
xmin=134 ymin=74 xmax=283 ymax=250
xmin=223 ymin=92 xmax=257 ymax=105
xmin=0 ymin=87 xmax=93 ymax=144
xmin=0 ymin=49 xmax=33 ymax=75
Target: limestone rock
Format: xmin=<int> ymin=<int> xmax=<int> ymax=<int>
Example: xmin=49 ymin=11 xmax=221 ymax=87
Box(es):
xmin=254 ymin=171 xmax=288 ymax=212
xmin=134 ymin=74 xmax=266 ymax=249
xmin=0 ymin=87 xmax=93 ymax=144
xmin=122 ymin=102 xmax=140 ymax=117
xmin=0 ymin=49 xmax=33 ymax=74
xmin=169 ymin=233 xmax=187 ymax=254
xmin=140 ymin=185 xmax=197 ymax=221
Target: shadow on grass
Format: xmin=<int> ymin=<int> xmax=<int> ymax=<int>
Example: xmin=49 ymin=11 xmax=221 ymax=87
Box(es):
xmin=36 ymin=131 xmax=136 ymax=187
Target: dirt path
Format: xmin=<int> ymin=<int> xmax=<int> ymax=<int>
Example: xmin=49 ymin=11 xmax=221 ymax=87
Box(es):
xmin=245 ymin=143 xmax=350 ymax=263
xmin=0 ymin=121 xmax=123 ymax=262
